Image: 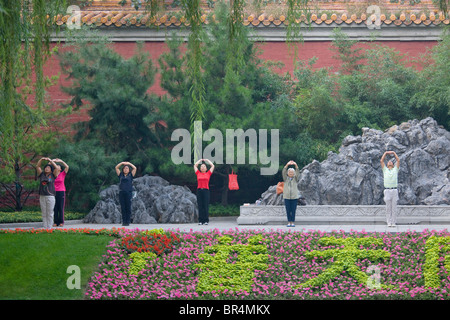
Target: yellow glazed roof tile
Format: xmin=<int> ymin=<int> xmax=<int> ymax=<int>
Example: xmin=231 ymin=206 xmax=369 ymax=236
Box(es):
xmin=54 ymin=0 xmax=448 ymax=28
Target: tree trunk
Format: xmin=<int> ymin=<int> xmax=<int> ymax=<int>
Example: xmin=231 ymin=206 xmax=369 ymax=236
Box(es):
xmin=14 ymin=159 xmax=24 ymax=211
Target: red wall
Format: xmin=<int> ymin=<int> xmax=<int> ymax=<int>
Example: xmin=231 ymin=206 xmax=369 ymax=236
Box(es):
xmin=256 ymin=41 xmax=436 ymax=72
xmin=45 ymin=40 xmax=437 ymax=129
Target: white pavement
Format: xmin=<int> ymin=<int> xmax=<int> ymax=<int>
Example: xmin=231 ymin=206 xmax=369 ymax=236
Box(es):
xmin=1 ymin=216 xmax=450 ymax=233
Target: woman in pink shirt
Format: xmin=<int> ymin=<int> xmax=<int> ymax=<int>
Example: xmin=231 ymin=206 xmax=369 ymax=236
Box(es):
xmin=52 ymin=158 xmax=69 ymax=227
xmin=194 ymin=158 xmax=214 ymax=225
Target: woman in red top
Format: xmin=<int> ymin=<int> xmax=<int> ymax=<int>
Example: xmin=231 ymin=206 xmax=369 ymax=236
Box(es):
xmin=194 ymin=158 xmax=214 ymax=225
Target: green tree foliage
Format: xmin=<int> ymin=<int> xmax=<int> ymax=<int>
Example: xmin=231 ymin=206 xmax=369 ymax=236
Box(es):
xmin=340 ymin=44 xmax=418 ymax=129
xmin=411 ymin=26 xmax=450 ymax=129
xmin=337 ymin=29 xmax=448 ymax=131
xmin=330 ymin=28 xmax=365 ymax=75
xmin=58 ymin=40 xmax=159 ymax=157
xmin=53 ymin=139 xmax=126 ymax=211
xmin=293 ymin=57 xmax=342 ymax=143
xmin=0 ymin=47 xmax=68 ymax=211
xmin=181 ymin=0 xmax=206 ymax=152
xmin=0 ymin=0 xmax=66 ymax=173
xmin=291 ymin=27 xmax=449 ymax=156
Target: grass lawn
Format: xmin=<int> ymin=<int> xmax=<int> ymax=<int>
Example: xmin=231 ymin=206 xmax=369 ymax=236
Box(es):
xmin=0 ymin=232 xmax=112 ymax=300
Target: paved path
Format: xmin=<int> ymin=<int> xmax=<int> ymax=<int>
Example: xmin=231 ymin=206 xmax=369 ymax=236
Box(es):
xmin=1 ymin=216 xmax=449 ymax=233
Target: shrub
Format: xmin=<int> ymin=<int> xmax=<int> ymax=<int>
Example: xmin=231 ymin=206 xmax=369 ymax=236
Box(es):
xmin=119 ymin=230 xmax=180 ymax=254
xmin=128 ymin=251 xmax=158 ymax=275
xmin=0 ymin=210 xmax=85 ymax=223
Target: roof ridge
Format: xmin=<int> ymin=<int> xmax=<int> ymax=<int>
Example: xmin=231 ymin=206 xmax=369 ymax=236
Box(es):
xmin=55 ymin=9 xmax=449 ymax=27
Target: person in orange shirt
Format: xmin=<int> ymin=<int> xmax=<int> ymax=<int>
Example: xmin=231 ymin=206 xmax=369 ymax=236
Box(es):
xmin=194 ymin=158 xmax=215 ymax=225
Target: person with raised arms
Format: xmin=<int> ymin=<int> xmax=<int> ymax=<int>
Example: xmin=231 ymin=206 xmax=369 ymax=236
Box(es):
xmin=194 ymin=158 xmax=214 ymax=226
xmin=381 ymin=151 xmax=400 ymax=227
xmin=115 ymin=161 xmax=137 ymax=226
xmin=36 ymin=157 xmax=61 ymax=229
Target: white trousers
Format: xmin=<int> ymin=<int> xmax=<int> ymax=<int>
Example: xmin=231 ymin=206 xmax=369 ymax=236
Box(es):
xmin=384 ymin=189 xmax=398 ymax=225
xmin=40 ymin=195 xmax=55 ymax=229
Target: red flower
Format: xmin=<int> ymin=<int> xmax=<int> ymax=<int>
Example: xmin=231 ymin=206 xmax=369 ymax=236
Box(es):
xmin=119 ymin=231 xmax=180 ymax=255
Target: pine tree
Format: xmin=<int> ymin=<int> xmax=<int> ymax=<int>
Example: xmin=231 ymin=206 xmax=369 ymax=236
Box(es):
xmin=59 ymin=41 xmax=158 ymax=156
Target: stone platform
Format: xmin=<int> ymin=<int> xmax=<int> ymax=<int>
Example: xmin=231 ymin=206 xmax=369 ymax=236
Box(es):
xmin=237 ymin=205 xmax=450 ymax=225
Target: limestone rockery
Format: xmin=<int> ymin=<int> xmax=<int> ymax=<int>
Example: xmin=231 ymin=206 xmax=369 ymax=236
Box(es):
xmin=84 ymin=175 xmax=198 ymax=224
xmin=260 ymin=118 xmax=450 ymax=206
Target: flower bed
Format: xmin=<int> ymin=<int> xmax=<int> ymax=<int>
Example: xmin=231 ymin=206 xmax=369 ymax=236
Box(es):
xmin=85 ymin=228 xmax=450 ymax=300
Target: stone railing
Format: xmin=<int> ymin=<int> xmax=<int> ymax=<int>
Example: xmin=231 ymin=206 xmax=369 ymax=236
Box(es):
xmin=237 ymin=205 xmax=450 ymax=225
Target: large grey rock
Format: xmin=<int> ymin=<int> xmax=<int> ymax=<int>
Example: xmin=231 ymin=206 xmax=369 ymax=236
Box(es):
xmin=261 ymin=118 xmax=450 ymax=206
xmin=84 ymin=175 xmax=198 ymax=224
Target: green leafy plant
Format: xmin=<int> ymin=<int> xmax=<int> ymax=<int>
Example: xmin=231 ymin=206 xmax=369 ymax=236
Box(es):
xmin=423 ymin=236 xmax=450 ymax=288
xmin=58 ymin=40 xmax=158 ymax=156
xmin=296 ymin=237 xmax=393 ymax=290
xmin=0 ymin=0 xmax=66 ymax=166
xmin=128 ymin=251 xmax=157 ymax=275
xmin=0 ymin=211 xmax=85 ymax=223
xmin=195 ymin=235 xmax=268 ymax=293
